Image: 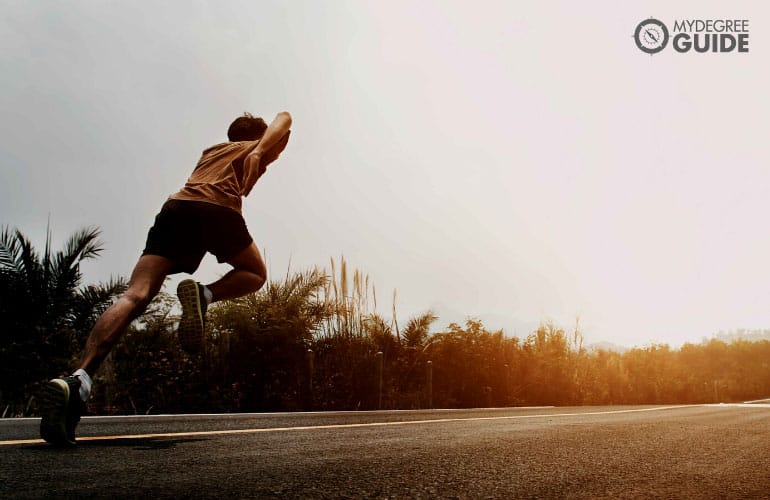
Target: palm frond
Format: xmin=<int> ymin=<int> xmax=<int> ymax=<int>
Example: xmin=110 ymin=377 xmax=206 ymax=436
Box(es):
xmin=60 ymin=226 xmax=104 ymax=268
xmin=15 ymin=229 xmax=42 ymax=280
xmin=0 ymin=226 xmax=23 ymax=272
xmin=48 ymin=227 xmax=104 ymax=299
xmin=401 ymin=311 xmax=438 ymax=348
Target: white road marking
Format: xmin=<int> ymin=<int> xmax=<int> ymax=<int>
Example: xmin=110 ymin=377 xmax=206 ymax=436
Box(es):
xmin=712 ymin=403 xmax=770 ymax=409
xmin=0 ymin=406 xmax=556 ymax=422
xmin=0 ymin=405 xmax=696 ymax=446
xmin=741 ymin=398 xmax=770 ymax=404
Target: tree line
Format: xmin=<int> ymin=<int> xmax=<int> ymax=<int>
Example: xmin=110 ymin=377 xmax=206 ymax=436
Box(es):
xmin=2 ymin=226 xmax=769 ymax=417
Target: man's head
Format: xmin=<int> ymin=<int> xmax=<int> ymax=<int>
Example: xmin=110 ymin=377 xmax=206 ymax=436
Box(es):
xmin=227 ymin=112 xmax=268 ymax=141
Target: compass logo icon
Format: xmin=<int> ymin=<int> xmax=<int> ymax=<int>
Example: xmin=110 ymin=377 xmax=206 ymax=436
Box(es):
xmin=634 ymin=18 xmax=669 ymax=54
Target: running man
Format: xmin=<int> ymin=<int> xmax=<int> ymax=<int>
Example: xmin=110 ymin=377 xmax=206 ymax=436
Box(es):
xmin=38 ymin=111 xmax=292 ymax=446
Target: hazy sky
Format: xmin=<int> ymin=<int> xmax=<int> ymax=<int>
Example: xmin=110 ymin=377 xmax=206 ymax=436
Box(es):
xmin=2 ymin=1 xmax=768 ymax=347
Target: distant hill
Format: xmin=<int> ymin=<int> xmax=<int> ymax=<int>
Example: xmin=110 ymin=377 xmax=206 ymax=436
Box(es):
xmin=709 ymin=329 xmax=770 ymax=344
xmin=586 ymin=341 xmax=628 ymax=353
xmin=581 ymin=331 xmax=770 ymax=353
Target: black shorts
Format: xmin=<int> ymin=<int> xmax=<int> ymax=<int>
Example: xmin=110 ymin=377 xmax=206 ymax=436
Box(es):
xmin=142 ymin=199 xmax=253 ymax=274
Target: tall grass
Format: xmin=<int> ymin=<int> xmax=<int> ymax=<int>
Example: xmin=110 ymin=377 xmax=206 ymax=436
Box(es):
xmin=321 ymin=256 xmax=396 ymax=340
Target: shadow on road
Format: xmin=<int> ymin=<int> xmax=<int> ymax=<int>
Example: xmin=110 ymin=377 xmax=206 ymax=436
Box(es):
xmin=26 ymin=437 xmax=209 ymax=451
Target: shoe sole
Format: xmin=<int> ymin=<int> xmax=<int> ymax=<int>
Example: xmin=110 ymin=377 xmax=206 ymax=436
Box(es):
xmin=39 ymin=379 xmax=76 ymax=446
xmin=177 ymin=279 xmax=204 ymax=353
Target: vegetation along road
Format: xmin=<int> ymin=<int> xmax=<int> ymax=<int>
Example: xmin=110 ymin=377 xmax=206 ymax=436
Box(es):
xmin=2 ymin=404 xmax=769 ymax=498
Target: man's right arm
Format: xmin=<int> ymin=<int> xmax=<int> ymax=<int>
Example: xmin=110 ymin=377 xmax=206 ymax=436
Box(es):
xmin=246 ymin=112 xmax=292 ymax=161
xmin=241 ymin=111 xmax=292 ymax=191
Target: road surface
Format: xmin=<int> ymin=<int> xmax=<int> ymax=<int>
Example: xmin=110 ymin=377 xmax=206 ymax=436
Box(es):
xmin=1 ymin=404 xmax=769 ymax=498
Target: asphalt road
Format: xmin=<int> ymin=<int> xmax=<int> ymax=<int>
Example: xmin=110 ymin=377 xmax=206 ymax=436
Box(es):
xmin=1 ymin=404 xmax=769 ymax=499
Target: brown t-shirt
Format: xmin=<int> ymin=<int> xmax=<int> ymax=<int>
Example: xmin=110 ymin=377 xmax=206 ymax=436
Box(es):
xmin=168 ymin=136 xmax=286 ymax=213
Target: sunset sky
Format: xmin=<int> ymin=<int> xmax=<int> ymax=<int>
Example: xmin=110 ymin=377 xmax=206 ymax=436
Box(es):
xmin=2 ymin=1 xmax=768 ymax=348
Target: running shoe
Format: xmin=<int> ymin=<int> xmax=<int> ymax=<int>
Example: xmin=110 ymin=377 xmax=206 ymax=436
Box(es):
xmin=39 ymin=375 xmax=86 ymax=446
xmin=177 ymin=279 xmax=208 ymax=353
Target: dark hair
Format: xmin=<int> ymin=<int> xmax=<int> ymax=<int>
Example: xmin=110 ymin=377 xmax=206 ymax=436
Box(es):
xmin=227 ymin=112 xmax=268 ymax=141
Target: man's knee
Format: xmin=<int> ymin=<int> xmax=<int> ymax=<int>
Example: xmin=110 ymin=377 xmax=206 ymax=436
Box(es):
xmin=252 ymin=259 xmax=267 ymax=284
xmin=240 ymin=262 xmax=267 ymax=291
xmin=123 ymin=287 xmax=155 ymax=313
xmin=124 ymin=254 xmax=172 ymax=312
xmin=229 ymin=244 xmax=267 ymax=283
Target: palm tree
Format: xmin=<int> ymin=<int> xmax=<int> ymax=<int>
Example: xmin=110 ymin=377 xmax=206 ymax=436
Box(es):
xmin=206 ymin=268 xmax=329 ymax=411
xmin=0 ymin=225 xmax=126 ymax=415
xmin=401 ymin=311 xmax=438 ymax=349
xmin=391 ymin=311 xmax=438 ymax=406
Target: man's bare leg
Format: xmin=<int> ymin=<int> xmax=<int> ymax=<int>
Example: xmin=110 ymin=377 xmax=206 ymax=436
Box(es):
xmin=206 ymin=242 xmax=267 ymax=302
xmin=78 ymin=254 xmax=174 ymax=374
xmin=40 ymin=254 xmax=172 ymax=446
xmin=176 ymin=243 xmax=266 ymax=352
